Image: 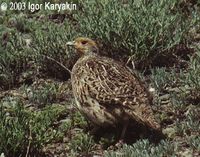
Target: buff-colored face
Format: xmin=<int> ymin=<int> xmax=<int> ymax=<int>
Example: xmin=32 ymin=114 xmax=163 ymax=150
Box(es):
xmin=66 ymin=37 xmax=98 ymax=55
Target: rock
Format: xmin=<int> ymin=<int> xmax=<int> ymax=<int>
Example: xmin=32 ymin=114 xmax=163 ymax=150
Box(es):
xmin=162 ymin=127 xmax=176 ymax=138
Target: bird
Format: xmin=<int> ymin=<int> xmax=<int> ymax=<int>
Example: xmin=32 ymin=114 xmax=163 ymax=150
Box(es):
xmin=67 ymin=37 xmax=161 ymax=138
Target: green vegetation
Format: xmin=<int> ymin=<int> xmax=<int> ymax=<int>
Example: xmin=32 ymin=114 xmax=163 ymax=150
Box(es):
xmin=0 ymin=99 xmax=68 ymax=156
xmin=0 ymin=0 xmax=200 ymax=156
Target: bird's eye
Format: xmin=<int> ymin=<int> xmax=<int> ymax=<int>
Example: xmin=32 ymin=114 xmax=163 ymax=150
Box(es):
xmin=81 ymin=41 xmax=87 ymax=45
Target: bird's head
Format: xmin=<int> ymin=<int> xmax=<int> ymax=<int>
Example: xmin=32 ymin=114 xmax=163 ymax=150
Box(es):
xmin=66 ymin=37 xmax=99 ymax=55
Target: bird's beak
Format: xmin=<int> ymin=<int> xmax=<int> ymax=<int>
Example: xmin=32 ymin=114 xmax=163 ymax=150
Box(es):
xmin=66 ymin=41 xmax=75 ymax=46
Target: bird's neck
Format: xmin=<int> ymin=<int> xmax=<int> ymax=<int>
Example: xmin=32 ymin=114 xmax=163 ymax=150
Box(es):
xmin=85 ymin=51 xmax=98 ymax=56
xmin=83 ymin=48 xmax=99 ymax=56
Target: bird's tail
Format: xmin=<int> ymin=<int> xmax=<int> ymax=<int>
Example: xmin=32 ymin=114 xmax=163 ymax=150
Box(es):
xmin=125 ymin=108 xmax=161 ymax=131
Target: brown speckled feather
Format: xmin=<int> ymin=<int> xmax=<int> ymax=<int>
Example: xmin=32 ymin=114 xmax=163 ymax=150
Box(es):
xmin=71 ymin=53 xmax=160 ymax=130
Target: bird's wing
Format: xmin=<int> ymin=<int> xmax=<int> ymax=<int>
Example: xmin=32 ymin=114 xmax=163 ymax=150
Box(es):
xmin=81 ymin=56 xmax=149 ymax=105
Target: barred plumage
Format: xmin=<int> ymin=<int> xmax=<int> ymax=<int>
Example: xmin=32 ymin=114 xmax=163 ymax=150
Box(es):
xmin=67 ymin=37 xmax=160 ymax=136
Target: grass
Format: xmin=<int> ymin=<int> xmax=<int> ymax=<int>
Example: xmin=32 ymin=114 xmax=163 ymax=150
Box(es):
xmin=0 ymin=0 xmax=200 ymax=156
xmin=0 ymin=99 xmax=68 ymax=156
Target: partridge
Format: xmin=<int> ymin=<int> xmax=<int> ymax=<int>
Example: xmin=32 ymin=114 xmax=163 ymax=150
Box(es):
xmin=67 ymin=37 xmax=160 ymax=137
